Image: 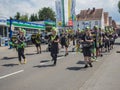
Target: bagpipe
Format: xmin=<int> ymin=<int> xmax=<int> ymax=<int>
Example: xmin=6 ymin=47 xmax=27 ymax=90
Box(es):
xmin=75 ymin=39 xmax=82 ymax=53
xmin=9 ymin=35 xmax=26 ymax=50
xmin=31 ymin=33 xmax=41 ymax=44
xmin=9 ymin=35 xmax=18 ymax=48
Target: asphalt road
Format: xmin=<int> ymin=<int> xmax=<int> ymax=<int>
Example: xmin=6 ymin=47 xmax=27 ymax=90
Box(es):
xmin=0 ymin=39 xmax=120 ymax=90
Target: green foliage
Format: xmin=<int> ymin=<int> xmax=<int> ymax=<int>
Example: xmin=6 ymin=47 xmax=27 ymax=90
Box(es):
xmin=118 ymin=0 xmax=120 ymax=13
xmin=38 ymin=7 xmax=56 ymax=21
xmin=14 ymin=12 xmax=20 ymax=20
xmin=29 ymin=14 xmax=38 ymax=21
xmin=14 ymin=12 xmax=28 ymax=22
xmin=13 ymin=7 xmax=56 ymax=22
xmin=19 ymin=14 xmax=29 ymax=22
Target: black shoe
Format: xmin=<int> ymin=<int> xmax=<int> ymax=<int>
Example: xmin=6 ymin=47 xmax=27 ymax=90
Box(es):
xmin=51 ymin=59 xmax=54 ymax=61
xmin=65 ymin=53 xmax=68 ymax=56
xmin=36 ymin=52 xmax=39 ymax=54
xmin=100 ymin=54 xmax=103 ymax=57
xmin=89 ymin=63 xmax=93 ymax=67
xmin=53 ymin=62 xmax=56 ymax=66
xmin=84 ymin=65 xmax=88 ymax=68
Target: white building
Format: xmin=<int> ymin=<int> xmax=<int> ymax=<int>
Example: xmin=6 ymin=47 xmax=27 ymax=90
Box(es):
xmin=76 ymin=8 xmax=105 ymax=30
xmin=0 ymin=17 xmax=9 ymax=37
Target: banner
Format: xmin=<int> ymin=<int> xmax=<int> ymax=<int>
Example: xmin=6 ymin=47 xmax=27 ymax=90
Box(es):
xmin=61 ymin=0 xmax=65 ymax=27
xmin=71 ymin=0 xmax=76 ymax=21
xmin=55 ymin=0 xmax=65 ymax=27
xmin=68 ymin=0 xmax=72 ymax=20
xmin=7 ymin=20 xmax=45 ymax=30
xmin=68 ymin=0 xmax=76 ymax=21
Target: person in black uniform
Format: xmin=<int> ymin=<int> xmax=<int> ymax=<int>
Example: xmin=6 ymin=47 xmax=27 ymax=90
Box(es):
xmin=104 ymin=31 xmax=110 ymax=52
xmin=35 ymin=33 xmax=41 ymax=54
xmin=50 ymin=28 xmax=59 ymax=65
xmin=60 ymin=32 xmax=69 ymax=56
xmin=81 ymin=28 xmax=93 ymax=68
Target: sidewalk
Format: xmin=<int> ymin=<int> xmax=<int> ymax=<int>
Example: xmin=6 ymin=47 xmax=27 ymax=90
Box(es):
xmin=0 ymin=46 xmax=9 ymax=51
xmin=79 ymin=38 xmax=120 ymax=90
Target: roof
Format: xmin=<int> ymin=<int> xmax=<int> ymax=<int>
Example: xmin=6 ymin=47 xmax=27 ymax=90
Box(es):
xmin=104 ymin=12 xmax=109 ymax=26
xmin=77 ymin=8 xmax=103 ymax=21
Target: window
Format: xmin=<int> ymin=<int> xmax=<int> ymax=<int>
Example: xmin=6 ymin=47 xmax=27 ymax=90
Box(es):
xmin=95 ymin=21 xmax=98 ymax=25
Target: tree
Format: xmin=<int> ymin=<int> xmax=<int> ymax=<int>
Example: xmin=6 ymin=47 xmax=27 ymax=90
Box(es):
xmin=29 ymin=13 xmax=38 ymax=21
xmin=14 ymin=12 xmax=28 ymax=22
xmin=38 ymin=7 xmax=56 ymax=21
xmin=14 ymin=12 xmax=21 ymax=20
xmin=118 ymin=0 xmax=120 ymax=13
xmin=29 ymin=14 xmax=35 ymax=21
xmin=19 ymin=14 xmax=29 ymax=22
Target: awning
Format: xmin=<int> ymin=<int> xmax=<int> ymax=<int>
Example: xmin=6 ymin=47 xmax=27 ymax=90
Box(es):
xmin=7 ymin=20 xmax=45 ymax=30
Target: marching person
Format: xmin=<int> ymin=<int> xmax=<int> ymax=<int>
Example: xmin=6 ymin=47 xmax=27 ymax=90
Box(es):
xmin=60 ymin=31 xmax=69 ymax=56
xmin=17 ymin=29 xmax=27 ymax=64
xmin=50 ymin=27 xmax=59 ymax=65
xmin=31 ymin=32 xmax=41 ymax=54
xmin=93 ymin=26 xmax=101 ymax=58
xmin=35 ymin=32 xmax=41 ymax=54
xmin=81 ymin=27 xmax=93 ymax=68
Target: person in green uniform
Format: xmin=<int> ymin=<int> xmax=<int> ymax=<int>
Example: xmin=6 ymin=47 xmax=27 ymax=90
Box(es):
xmin=17 ymin=29 xmax=26 ymax=64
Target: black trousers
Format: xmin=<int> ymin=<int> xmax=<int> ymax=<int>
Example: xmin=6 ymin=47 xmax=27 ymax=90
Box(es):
xmin=18 ymin=48 xmax=25 ymax=62
xmin=51 ymin=53 xmax=57 ymax=65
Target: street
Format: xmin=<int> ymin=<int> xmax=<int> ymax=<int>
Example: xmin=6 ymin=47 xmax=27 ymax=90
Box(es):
xmin=0 ymin=39 xmax=120 ymax=90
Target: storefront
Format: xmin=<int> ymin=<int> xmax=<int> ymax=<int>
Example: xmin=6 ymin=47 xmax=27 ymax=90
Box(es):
xmin=0 ymin=18 xmax=9 ymax=46
xmin=0 ymin=18 xmax=9 ymax=37
xmin=7 ymin=19 xmax=45 ymax=36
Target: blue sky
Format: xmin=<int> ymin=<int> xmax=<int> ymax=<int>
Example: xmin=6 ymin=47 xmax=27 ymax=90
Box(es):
xmin=0 ymin=0 xmax=120 ymax=24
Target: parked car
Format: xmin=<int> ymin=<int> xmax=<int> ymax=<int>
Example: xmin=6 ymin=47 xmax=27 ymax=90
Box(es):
xmin=25 ymin=34 xmax=32 ymax=45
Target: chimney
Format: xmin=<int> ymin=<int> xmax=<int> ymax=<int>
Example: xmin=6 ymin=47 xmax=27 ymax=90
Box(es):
xmin=87 ymin=8 xmax=90 ymax=12
xmin=87 ymin=8 xmax=90 ymax=15
xmin=90 ymin=7 xmax=95 ymax=14
xmin=93 ymin=7 xmax=95 ymax=12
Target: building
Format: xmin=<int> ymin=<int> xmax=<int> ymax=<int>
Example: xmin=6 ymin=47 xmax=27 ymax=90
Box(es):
xmin=0 ymin=17 xmax=9 ymax=37
xmin=76 ymin=8 xmax=105 ymax=29
xmin=104 ymin=12 xmax=109 ymax=27
xmin=109 ymin=17 xmax=112 ymax=26
xmin=112 ymin=20 xmax=117 ymax=29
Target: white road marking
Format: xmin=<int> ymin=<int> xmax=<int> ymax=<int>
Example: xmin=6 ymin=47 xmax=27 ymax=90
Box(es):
xmin=40 ymin=63 xmax=46 ymax=65
xmin=71 ymin=52 xmax=76 ymax=55
xmin=0 ymin=70 xmax=24 ymax=80
xmin=58 ymin=57 xmax=64 ymax=60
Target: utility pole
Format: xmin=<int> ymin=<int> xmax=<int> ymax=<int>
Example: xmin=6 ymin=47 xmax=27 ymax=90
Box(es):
xmin=9 ymin=17 xmax=13 ymax=39
xmin=9 ymin=17 xmax=13 ymax=49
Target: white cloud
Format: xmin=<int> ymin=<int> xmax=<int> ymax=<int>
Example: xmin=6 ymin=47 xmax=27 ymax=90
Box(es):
xmin=0 ymin=0 xmax=119 ymax=23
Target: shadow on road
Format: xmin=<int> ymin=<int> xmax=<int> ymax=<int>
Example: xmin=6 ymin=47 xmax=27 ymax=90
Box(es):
xmin=66 ymin=66 xmax=85 ymax=71
xmin=1 ymin=57 xmax=18 ymax=60
xmin=33 ymin=64 xmax=55 ymax=68
xmin=25 ymin=53 xmax=36 ymax=56
xmin=2 ymin=63 xmax=19 ymax=67
xmin=60 ymin=50 xmax=75 ymax=53
xmin=40 ymin=60 xmax=50 ymax=63
xmin=58 ymin=54 xmax=64 ymax=57
xmin=116 ymin=51 xmax=120 ymax=53
xmin=114 ymin=42 xmax=120 ymax=45
xmin=76 ymin=61 xmax=85 ymax=65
